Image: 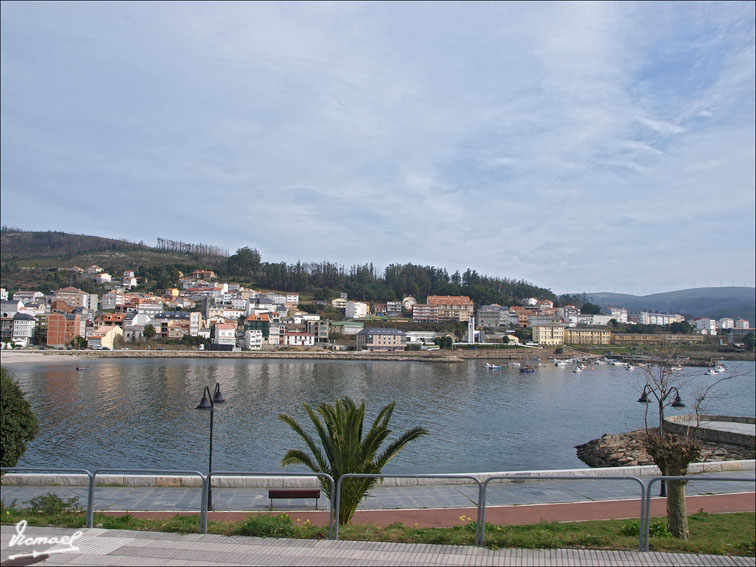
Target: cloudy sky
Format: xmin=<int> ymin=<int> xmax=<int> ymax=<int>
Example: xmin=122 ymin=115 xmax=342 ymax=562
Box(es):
xmin=2 ymin=2 xmax=754 ymax=295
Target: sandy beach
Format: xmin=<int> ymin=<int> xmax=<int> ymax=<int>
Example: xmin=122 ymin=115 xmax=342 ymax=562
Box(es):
xmin=0 ymin=351 xmax=83 ymax=365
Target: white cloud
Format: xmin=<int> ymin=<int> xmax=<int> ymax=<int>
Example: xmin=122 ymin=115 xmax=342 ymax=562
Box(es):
xmin=1 ymin=1 xmax=754 ymax=294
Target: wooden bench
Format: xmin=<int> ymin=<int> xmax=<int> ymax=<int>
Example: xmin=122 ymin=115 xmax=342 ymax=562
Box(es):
xmin=268 ymin=488 xmax=320 ymax=510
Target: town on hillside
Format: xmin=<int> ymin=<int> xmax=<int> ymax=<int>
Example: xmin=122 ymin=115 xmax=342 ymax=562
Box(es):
xmin=0 ymin=265 xmax=753 ymax=352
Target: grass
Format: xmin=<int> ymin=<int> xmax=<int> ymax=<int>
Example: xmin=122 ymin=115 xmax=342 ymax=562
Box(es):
xmin=2 ymin=496 xmax=753 ymax=556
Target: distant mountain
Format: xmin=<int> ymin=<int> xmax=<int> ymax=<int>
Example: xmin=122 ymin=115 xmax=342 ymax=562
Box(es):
xmin=582 ymin=287 xmax=755 ymax=324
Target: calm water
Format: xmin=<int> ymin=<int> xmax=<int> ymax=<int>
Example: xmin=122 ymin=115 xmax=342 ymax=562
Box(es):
xmin=8 ymin=358 xmax=755 ymax=474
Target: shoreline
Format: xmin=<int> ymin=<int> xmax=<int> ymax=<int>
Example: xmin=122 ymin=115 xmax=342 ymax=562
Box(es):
xmin=1 ymin=349 xmax=754 ymax=366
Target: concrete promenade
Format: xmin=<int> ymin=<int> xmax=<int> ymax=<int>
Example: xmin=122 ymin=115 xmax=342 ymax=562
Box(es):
xmin=2 ymin=525 xmax=755 ymax=566
xmin=2 ymin=470 xmax=754 ymax=566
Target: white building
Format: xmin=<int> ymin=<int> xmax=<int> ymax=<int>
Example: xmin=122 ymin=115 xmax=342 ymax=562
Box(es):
xmin=94 ymin=273 xmax=112 ymax=284
xmin=694 ymin=318 xmax=717 ymax=335
xmin=12 ymin=313 xmax=36 ymax=347
xmin=13 ymin=291 xmax=45 ymax=304
xmin=286 ymin=294 xmax=299 ymax=305
xmin=243 ymin=329 xmax=263 ymax=350
xmin=607 ymin=307 xmax=628 ymax=323
xmin=345 ymin=301 xmax=368 ymax=319
xmin=735 ymin=319 xmax=750 ymax=329
xmin=101 ymin=291 xmax=125 ymax=310
xmin=283 ymin=332 xmax=314 ymax=346
xmin=213 ymin=322 xmax=237 ymax=346
xmin=718 ymin=318 xmax=734 ymax=330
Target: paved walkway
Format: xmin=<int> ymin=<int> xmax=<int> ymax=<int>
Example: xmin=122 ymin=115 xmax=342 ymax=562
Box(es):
xmin=3 ymin=470 xmax=754 ymax=517
xmin=2 ymin=471 xmax=754 ymax=566
xmin=2 ymin=525 xmax=755 ymax=566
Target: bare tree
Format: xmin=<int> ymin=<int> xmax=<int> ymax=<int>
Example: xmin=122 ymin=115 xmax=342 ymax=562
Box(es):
xmin=634 ymin=348 xmax=741 ymax=540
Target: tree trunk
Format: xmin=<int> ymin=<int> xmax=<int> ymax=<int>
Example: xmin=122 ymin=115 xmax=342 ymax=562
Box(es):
xmin=666 ymin=478 xmax=689 ymax=540
xmin=643 ymin=433 xmax=700 ymax=540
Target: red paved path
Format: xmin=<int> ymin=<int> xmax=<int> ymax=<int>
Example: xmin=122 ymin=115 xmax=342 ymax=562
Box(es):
xmin=106 ymin=492 xmax=755 ymax=528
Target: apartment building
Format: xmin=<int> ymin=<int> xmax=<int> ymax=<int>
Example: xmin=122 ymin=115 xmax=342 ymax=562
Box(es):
xmin=531 ymin=324 xmax=565 ymax=346
xmin=477 ymin=305 xmax=505 ymax=328
xmin=54 ymin=286 xmax=89 ymax=309
xmin=412 ymin=304 xmax=439 ymax=323
xmin=306 ymin=319 xmax=330 ymax=343
xmin=345 ymin=301 xmax=368 ymax=319
xmin=46 ymin=312 xmax=82 ymax=348
xmin=427 ymin=295 xmax=474 ymax=321
xmin=564 ymin=328 xmax=611 ymax=345
xmin=356 ymin=328 xmax=406 ymax=352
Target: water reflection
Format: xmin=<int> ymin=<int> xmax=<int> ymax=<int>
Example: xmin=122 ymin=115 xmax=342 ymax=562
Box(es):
xmin=8 ymin=359 xmax=755 ymax=474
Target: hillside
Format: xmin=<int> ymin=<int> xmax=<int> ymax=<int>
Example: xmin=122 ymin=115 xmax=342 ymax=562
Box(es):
xmin=584 ymin=288 xmax=755 ymax=324
xmin=1 ymin=230 xmax=219 ymax=293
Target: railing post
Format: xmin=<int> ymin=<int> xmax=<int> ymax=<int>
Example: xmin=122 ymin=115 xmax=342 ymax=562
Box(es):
xmin=86 ymin=472 xmax=95 ymax=528
xmin=333 ymin=476 xmax=343 ymax=541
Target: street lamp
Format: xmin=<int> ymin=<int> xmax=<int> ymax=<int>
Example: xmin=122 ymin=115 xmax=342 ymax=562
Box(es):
xmin=196 ymin=382 xmax=225 ymax=511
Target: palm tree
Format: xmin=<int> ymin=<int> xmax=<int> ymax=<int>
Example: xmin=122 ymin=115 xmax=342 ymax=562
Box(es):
xmin=279 ymin=397 xmax=428 ymax=525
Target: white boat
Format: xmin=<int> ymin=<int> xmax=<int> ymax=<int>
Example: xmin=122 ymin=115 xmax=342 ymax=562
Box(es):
xmin=554 ymin=359 xmax=569 ymax=367
xmin=484 ymin=363 xmax=502 ymax=370
xmin=573 ymin=364 xmax=585 ymax=373
xmin=625 ymin=364 xmax=634 ymax=371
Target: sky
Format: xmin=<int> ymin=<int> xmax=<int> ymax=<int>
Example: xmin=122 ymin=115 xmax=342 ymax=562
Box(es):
xmin=1 ymin=2 xmax=754 ymax=296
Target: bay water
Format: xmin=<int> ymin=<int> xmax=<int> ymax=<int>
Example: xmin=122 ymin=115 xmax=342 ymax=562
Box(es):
xmin=9 ymin=358 xmax=755 ymax=474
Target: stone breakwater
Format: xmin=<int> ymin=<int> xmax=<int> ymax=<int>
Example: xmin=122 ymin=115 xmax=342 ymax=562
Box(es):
xmin=576 ymin=428 xmax=756 ymax=468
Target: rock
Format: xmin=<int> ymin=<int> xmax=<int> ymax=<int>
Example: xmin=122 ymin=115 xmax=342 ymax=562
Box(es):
xmin=576 ymin=428 xmax=755 ymax=468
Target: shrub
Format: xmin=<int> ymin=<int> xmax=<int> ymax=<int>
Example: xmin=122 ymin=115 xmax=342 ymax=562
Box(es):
xmin=1 ymin=367 xmax=39 ymax=468
xmin=235 ymin=513 xmax=293 ymax=537
xmin=620 ymin=519 xmax=670 ymax=538
xmin=24 ymin=493 xmax=83 ymax=516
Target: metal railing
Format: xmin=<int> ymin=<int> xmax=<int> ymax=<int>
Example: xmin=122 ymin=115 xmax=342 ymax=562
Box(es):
xmin=642 ymin=475 xmax=756 ymax=551
xmin=210 ymin=471 xmax=335 ymax=539
xmin=334 ymin=473 xmax=483 ymax=543
xmin=0 ymin=466 xmax=93 ymax=524
xmin=88 ymin=469 xmax=207 ymax=531
xmin=479 ymin=475 xmax=646 ymax=549
xmin=3 ymin=467 xmax=754 ymax=548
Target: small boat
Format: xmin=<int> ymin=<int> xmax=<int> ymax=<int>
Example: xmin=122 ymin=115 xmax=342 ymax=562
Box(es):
xmin=554 ymin=359 xmax=569 ymax=367
xmin=573 ymin=364 xmax=585 ymax=374
xmin=625 ymin=364 xmax=634 ymax=371
xmin=76 ymin=366 xmax=90 ymax=371
xmin=520 ymin=365 xmax=536 ymax=373
xmin=670 ymin=366 xmax=683 ymax=372
xmin=484 ymin=363 xmax=502 ymax=370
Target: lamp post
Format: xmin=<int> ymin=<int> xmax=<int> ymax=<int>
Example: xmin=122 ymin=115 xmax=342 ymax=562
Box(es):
xmin=196 ymin=382 xmax=225 ymax=511
xmin=637 ymin=384 xmax=684 ymax=497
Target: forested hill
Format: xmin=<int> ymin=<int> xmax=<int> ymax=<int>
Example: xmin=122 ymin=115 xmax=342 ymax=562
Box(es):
xmin=583 ymin=288 xmax=755 ymax=325
xmin=0 ymin=229 xmax=555 ymax=305
xmin=1 ymin=229 xmax=148 ymax=259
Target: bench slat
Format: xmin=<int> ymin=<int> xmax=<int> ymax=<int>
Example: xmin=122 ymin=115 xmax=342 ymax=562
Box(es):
xmin=268 ymin=489 xmax=320 ymax=498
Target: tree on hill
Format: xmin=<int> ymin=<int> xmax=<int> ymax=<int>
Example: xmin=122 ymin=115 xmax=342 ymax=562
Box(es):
xmin=580 ymin=302 xmax=601 ymax=315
